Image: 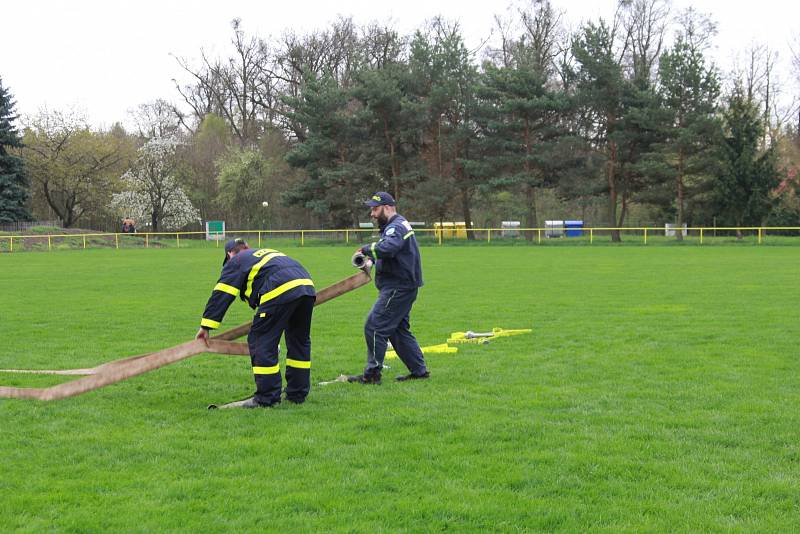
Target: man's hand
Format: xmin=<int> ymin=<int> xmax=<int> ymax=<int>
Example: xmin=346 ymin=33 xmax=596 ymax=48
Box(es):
xmin=195 ymin=327 xmax=210 ymax=347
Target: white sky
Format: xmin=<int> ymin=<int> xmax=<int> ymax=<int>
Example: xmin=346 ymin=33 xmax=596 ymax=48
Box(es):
xmin=2 ymin=0 xmax=798 ymax=129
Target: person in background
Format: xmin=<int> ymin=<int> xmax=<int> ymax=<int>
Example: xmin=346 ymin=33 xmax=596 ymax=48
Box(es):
xmin=121 ymin=217 xmax=136 ymax=233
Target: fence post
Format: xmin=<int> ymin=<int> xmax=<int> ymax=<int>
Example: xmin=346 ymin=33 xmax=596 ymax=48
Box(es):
xmin=590 ymin=228 xmax=593 ymax=244
xmin=145 ymin=234 xmax=149 ymax=248
xmin=49 ymin=235 xmax=52 ymax=251
xmin=487 ymin=229 xmax=491 ymax=243
xmin=758 ymin=227 xmax=763 ymax=245
xmin=537 ymin=229 xmax=541 ymax=244
xmin=345 ymin=230 xmax=349 ymax=244
xmin=438 ymin=229 xmax=442 ymax=246
xmin=9 ymin=236 xmax=12 ymax=252
xmin=700 ymin=228 xmax=704 ymax=245
xmin=176 ymin=233 xmax=180 ymax=248
xmin=301 ymin=230 xmax=305 ymax=246
xmin=83 ymin=235 xmax=86 ymax=249
xmin=115 ymin=233 xmax=118 ymax=249
xmin=644 ymin=228 xmax=648 ymax=245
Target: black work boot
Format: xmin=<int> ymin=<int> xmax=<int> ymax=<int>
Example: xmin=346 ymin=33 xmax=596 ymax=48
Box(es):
xmin=346 ymin=373 xmax=382 ymax=385
xmin=396 ymin=371 xmax=430 ymax=382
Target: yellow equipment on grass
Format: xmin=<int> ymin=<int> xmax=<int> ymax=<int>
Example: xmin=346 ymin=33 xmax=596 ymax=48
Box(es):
xmin=386 ymin=343 xmax=457 ymax=360
xmin=447 ymin=327 xmax=532 ymax=344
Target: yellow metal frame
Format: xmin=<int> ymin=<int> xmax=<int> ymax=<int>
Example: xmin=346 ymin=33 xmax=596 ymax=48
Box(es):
xmin=2 ymin=226 xmax=800 ymax=252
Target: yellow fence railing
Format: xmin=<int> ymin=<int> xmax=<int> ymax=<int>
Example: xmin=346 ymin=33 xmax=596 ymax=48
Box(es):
xmin=2 ymin=226 xmax=800 ymax=253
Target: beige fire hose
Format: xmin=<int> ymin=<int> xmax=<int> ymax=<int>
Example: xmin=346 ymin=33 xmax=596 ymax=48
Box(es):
xmin=0 ymin=261 xmax=372 ymax=401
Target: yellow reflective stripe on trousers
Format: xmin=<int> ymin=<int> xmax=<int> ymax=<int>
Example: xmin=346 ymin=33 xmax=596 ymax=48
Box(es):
xmin=213 ymin=282 xmax=240 ymax=297
xmin=286 ymin=358 xmax=311 ymax=369
xmin=245 ymin=252 xmax=286 ymax=298
xmin=403 ymin=230 xmax=415 ymax=240
xmin=259 ymin=279 xmax=314 ymax=304
xmin=201 ymin=318 xmax=220 ymax=329
xmin=253 ymin=365 xmax=280 ymax=375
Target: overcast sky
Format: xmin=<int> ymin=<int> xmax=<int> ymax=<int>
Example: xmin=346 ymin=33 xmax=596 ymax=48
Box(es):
xmin=2 ymin=0 xmax=798 ymax=129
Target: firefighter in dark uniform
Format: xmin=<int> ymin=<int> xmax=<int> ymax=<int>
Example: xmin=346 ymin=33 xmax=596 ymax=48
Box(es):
xmin=348 ymin=192 xmax=429 ymax=384
xmin=195 ymin=238 xmax=316 ymax=407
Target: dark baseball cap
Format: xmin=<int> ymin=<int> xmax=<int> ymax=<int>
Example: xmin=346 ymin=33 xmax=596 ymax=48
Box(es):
xmin=223 ymin=238 xmax=247 ymax=266
xmin=365 ymin=191 xmax=396 ymax=207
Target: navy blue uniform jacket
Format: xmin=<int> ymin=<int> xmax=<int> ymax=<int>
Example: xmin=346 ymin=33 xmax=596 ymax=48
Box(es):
xmin=360 ymin=214 xmax=423 ymax=290
xmin=200 ymin=248 xmax=315 ymax=330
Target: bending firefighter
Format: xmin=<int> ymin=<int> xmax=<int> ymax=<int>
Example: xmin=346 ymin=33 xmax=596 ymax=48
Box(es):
xmin=349 ymin=191 xmax=429 ymax=384
xmin=196 ymin=238 xmax=316 ymax=408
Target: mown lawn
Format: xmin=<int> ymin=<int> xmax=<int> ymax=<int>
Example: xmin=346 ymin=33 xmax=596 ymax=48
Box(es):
xmin=1 ymin=245 xmax=799 ymax=532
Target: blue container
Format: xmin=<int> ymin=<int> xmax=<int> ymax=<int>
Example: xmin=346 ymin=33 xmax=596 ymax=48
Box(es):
xmin=565 ymin=220 xmax=584 ymax=237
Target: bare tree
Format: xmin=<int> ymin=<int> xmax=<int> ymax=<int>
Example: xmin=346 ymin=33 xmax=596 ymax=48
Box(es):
xmin=730 ymin=44 xmax=798 ymax=142
xmin=173 ymin=19 xmax=275 ymax=147
xmin=172 ymin=53 xmax=226 ymax=132
xmin=361 ymin=22 xmax=406 ymax=69
xmin=675 ymin=7 xmax=717 ymax=53
xmin=518 ymin=0 xmax=564 ymax=77
xmin=130 ymin=99 xmax=183 ymax=139
xmin=620 ymin=0 xmax=671 ymax=85
xmin=488 ymin=0 xmax=566 ymax=73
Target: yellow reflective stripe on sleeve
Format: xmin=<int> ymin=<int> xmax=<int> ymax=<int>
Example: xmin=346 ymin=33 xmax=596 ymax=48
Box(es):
xmin=371 ymin=242 xmax=377 ymax=259
xmin=213 ymin=283 xmax=240 ymax=297
xmin=403 ymin=230 xmax=415 ymax=240
xmin=201 ymin=318 xmax=221 ymax=329
xmin=286 ymin=358 xmax=311 ymax=369
xmin=245 ymin=252 xmax=286 ymax=298
xmin=253 ymin=365 xmax=280 ymax=375
xmin=259 ymin=279 xmax=315 ymax=305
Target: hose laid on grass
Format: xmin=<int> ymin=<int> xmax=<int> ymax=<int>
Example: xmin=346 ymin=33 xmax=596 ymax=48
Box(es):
xmin=0 ymin=266 xmax=372 ymax=401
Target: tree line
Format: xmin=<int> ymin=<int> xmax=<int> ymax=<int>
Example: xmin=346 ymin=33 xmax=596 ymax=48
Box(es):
xmin=1 ymin=0 xmax=799 ymax=239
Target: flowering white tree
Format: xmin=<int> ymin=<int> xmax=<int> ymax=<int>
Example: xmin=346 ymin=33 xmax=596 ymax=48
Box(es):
xmin=111 ymin=137 xmax=200 ymax=231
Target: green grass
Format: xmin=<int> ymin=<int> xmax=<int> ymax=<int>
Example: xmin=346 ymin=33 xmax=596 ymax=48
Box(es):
xmin=1 ymin=246 xmax=799 ymax=532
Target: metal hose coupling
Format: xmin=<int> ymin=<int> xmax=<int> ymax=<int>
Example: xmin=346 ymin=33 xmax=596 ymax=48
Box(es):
xmin=351 ymin=251 xmax=367 ymax=268
xmin=351 ymin=251 xmax=373 ymax=273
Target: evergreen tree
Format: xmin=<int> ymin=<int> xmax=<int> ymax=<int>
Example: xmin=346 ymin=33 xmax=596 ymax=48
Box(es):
xmin=715 ymin=87 xmax=780 ymax=236
xmin=470 ymin=63 xmax=570 ymax=233
xmin=408 ymin=21 xmax=480 ymax=235
xmin=352 ymin=63 xmax=420 ymax=202
xmin=571 ymin=21 xmax=630 ymax=240
xmin=645 ymin=37 xmax=721 ymax=238
xmin=0 ymin=77 xmax=31 ymax=223
xmin=283 ymin=75 xmax=374 ymax=227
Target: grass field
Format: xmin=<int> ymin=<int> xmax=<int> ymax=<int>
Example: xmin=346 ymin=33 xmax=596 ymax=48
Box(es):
xmin=1 ymin=245 xmax=799 ymax=532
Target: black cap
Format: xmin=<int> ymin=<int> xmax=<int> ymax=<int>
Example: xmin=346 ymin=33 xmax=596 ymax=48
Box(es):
xmin=223 ymin=238 xmax=247 ymax=266
xmin=365 ymin=191 xmax=396 ymax=207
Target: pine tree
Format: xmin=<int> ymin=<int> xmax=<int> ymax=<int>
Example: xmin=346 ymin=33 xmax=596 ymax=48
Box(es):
xmin=644 ymin=38 xmax=721 ymax=239
xmin=0 ymin=77 xmax=32 ymax=223
xmin=716 ymin=87 xmax=780 ymax=236
xmin=283 ymin=75 xmax=374 ymax=227
xmin=469 ymin=64 xmax=570 ymax=233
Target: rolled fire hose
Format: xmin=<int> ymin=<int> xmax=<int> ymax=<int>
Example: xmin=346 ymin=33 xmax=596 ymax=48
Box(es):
xmin=0 ymin=260 xmax=373 ymax=401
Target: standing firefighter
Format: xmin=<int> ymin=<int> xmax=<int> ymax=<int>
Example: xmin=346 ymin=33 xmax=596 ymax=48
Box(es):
xmin=196 ymin=238 xmax=316 ymax=408
xmin=348 ymin=192 xmax=429 ymax=384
